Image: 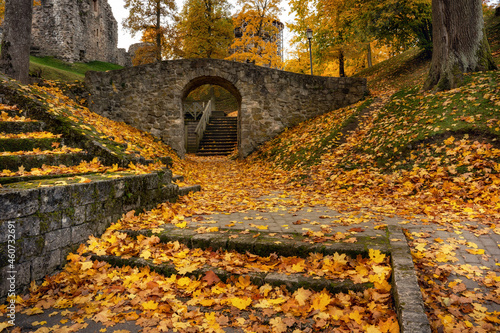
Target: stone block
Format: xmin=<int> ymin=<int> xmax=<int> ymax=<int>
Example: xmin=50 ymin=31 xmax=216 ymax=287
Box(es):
xmin=71 ymin=205 xmax=87 ymax=225
xmin=94 ymin=180 xmax=113 ymax=201
xmin=19 ymin=236 xmax=45 ymax=261
xmin=18 ymin=216 xmax=41 ymax=238
xmin=39 ymin=185 xmax=71 ymax=213
xmin=44 ymin=228 xmax=71 ymax=252
xmin=85 ymin=202 xmax=106 ymax=222
xmin=102 ymin=198 xmax=123 ymax=217
xmin=31 ymin=250 xmax=61 ymax=281
xmin=38 ymin=211 xmax=62 ymax=233
xmin=69 ymin=182 xmax=96 ymax=206
xmin=0 ymin=188 xmax=39 ymax=219
xmin=144 ymin=173 xmax=160 ymax=190
xmin=113 ymin=179 xmax=126 ymax=198
xmin=71 ymin=224 xmax=93 ymax=244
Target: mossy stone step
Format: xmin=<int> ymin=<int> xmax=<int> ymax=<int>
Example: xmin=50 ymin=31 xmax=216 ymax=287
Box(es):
xmin=121 ymin=225 xmax=390 ymax=259
xmin=0 ymin=121 xmax=44 ymax=134
xmin=0 ymin=137 xmax=61 ymax=152
xmin=0 ymin=171 xmax=97 ymax=185
xmin=0 ymin=107 xmax=27 ymax=118
xmin=88 ymin=253 xmax=374 ymax=294
xmin=0 ymin=151 xmax=91 ymax=171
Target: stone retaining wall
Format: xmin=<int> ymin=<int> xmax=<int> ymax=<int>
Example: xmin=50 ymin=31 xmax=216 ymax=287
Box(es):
xmin=0 ymin=170 xmax=178 ymax=301
xmin=86 ymin=59 xmax=368 ymax=157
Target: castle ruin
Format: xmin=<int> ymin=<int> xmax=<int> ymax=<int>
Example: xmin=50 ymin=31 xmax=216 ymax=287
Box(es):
xmin=31 ymin=0 xmax=130 ymax=66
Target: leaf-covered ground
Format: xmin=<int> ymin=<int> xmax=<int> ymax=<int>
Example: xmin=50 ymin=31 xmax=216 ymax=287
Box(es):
xmin=1 ymin=54 xmax=500 ymax=332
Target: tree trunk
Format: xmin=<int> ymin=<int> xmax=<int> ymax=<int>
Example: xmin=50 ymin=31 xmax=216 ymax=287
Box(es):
xmin=0 ymin=0 xmax=33 ymax=84
xmin=338 ymin=50 xmax=345 ymax=77
xmin=367 ymin=43 xmax=373 ymax=68
xmin=424 ymin=0 xmax=497 ymax=91
xmin=156 ymin=0 xmax=162 ymax=62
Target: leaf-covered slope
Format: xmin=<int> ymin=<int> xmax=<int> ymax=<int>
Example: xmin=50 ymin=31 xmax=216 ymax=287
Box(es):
xmin=250 ymin=71 xmax=500 ymax=213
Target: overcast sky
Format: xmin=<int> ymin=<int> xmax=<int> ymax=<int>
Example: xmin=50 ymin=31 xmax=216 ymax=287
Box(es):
xmin=108 ymin=0 xmax=293 ymax=52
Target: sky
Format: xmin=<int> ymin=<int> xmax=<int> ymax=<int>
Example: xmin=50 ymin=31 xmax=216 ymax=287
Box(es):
xmin=108 ymin=0 xmax=293 ymax=53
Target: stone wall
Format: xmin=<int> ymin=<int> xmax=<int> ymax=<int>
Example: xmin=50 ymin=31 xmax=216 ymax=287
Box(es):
xmin=85 ymin=59 xmax=368 ymax=157
xmin=0 ymin=170 xmax=178 ymax=301
xmin=31 ymin=0 xmax=127 ymax=64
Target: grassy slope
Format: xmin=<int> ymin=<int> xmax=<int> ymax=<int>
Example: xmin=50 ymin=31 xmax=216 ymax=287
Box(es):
xmin=29 ymin=56 xmax=123 ymax=81
xmin=251 ymin=14 xmax=500 ymax=175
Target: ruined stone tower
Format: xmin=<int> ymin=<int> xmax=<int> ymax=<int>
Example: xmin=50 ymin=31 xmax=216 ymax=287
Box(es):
xmin=31 ymin=0 xmax=127 ymax=64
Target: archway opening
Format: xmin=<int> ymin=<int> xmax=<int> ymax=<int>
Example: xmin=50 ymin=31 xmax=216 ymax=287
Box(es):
xmin=182 ymin=76 xmax=241 ymax=155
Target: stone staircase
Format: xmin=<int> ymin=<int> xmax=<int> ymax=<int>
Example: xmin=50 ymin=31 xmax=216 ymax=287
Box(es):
xmin=0 ymin=97 xmax=200 ymax=302
xmin=197 ymin=112 xmax=237 ymax=156
xmin=185 ymin=119 xmax=199 ymax=154
xmin=0 ymin=106 xmax=93 ymax=181
xmin=84 ymin=223 xmax=430 ymax=332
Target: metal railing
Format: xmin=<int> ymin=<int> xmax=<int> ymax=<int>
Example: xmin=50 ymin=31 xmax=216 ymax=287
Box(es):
xmin=195 ymin=100 xmax=212 ymax=149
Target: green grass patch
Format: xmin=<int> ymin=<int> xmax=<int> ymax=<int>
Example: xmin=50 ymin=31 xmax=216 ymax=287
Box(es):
xmin=29 ymin=56 xmax=123 ymax=82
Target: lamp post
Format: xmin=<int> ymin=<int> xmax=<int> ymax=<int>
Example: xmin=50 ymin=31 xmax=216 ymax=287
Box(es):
xmin=306 ymin=28 xmax=313 ymax=75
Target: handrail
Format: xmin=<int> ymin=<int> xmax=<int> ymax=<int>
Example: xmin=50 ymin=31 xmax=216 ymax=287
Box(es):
xmin=195 ymin=100 xmax=212 ymax=150
xmin=184 ymin=102 xmax=205 ymax=119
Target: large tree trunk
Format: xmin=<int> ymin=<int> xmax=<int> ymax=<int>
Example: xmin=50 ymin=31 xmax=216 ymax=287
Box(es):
xmin=0 ymin=0 xmax=33 ymax=84
xmin=338 ymin=50 xmax=345 ymax=77
xmin=424 ymin=0 xmax=497 ymax=91
xmin=367 ymin=43 xmax=373 ymax=68
xmin=156 ymin=1 xmax=162 ymax=62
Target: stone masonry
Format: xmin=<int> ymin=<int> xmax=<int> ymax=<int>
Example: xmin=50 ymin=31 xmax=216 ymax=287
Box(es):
xmin=0 ymin=170 xmax=179 ymax=301
xmin=85 ymin=59 xmax=368 ymax=157
xmin=31 ymin=0 xmax=129 ymax=65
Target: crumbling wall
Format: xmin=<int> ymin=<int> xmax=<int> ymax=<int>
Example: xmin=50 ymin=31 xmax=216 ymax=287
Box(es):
xmin=31 ymin=0 xmax=126 ymax=64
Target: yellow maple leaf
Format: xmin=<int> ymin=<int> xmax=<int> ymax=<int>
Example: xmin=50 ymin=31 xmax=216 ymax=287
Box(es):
xmin=294 ymin=288 xmax=312 ymax=306
xmin=332 ymin=252 xmax=347 ymax=265
xmin=177 ymin=277 xmax=192 ymax=288
xmin=369 ymin=249 xmax=386 ymax=264
xmin=80 ymin=261 xmax=93 ymax=270
xmin=364 ymin=324 xmax=382 ymax=333
xmin=349 ymin=310 xmax=363 ymax=324
xmin=175 ymin=221 xmax=187 ymax=229
xmin=142 ymin=300 xmax=158 ymax=310
xmin=24 ymin=307 xmax=44 ymax=315
xmin=291 ymin=261 xmax=306 ymax=272
xmin=140 ymin=249 xmax=152 ymax=260
xmin=269 ymin=317 xmax=288 ymax=333
xmin=466 ymin=249 xmax=485 ymax=255
xmin=311 ymin=292 xmax=331 ymax=311
xmin=177 ymin=263 xmax=199 ymax=275
xmin=230 ymin=297 xmax=252 ymax=310
xmin=236 ymin=275 xmax=251 ymax=289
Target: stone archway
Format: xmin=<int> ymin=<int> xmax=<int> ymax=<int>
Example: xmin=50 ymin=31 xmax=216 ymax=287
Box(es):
xmin=181 ymin=76 xmax=242 ymax=154
xmin=85 ymin=58 xmax=368 ymax=158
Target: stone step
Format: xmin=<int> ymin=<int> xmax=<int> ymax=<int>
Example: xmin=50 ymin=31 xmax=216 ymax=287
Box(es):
xmin=88 ymin=225 xmax=430 ymax=332
xmin=202 ymin=134 xmax=237 ymax=139
xmin=198 ymin=144 xmax=237 ymax=149
xmin=179 ymin=184 xmax=202 ymax=196
xmin=0 ymin=105 xmax=26 ymax=118
xmin=0 ymin=137 xmax=62 ymax=152
xmin=87 ymin=227 xmax=388 ymax=294
xmin=198 ymin=145 xmax=236 ymax=151
xmin=211 ymin=111 xmax=226 ymax=117
xmin=118 ymin=226 xmax=389 ymax=263
xmin=0 ymin=121 xmax=44 ymax=134
xmin=0 ymin=151 xmax=91 ymax=171
xmin=89 ymin=252 xmax=373 ymax=294
xmin=196 ymin=151 xmax=233 ymax=156
xmin=205 ymin=126 xmax=237 ymax=130
xmin=203 ymin=130 xmax=237 ymax=135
